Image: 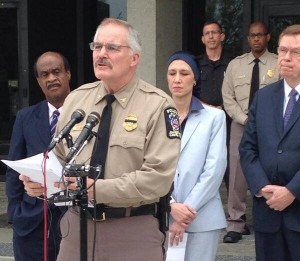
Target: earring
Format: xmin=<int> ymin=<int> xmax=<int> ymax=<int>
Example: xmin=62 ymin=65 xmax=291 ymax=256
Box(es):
xmin=193 ymin=82 xmax=196 ymax=86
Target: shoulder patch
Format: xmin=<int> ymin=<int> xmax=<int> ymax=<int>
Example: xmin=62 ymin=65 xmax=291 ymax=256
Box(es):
xmin=164 ymin=107 xmax=181 ymax=139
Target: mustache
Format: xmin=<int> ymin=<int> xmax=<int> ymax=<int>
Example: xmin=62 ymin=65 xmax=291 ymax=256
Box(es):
xmin=48 ymin=83 xmax=61 ymax=89
xmin=95 ymin=59 xmax=112 ymax=68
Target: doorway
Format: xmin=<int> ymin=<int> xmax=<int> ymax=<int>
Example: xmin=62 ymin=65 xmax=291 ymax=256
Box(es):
xmin=0 ymin=3 xmax=19 ymax=180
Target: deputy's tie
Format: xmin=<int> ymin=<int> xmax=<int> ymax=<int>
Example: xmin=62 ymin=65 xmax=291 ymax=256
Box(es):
xmin=249 ymin=58 xmax=260 ymax=108
xmin=50 ymin=110 xmax=60 ymax=139
xmin=284 ymin=88 xmax=298 ymax=128
xmin=90 ymin=94 xmax=116 ymax=179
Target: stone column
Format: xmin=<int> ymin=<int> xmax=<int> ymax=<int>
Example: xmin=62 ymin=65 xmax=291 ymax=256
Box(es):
xmin=127 ymin=0 xmax=182 ymax=93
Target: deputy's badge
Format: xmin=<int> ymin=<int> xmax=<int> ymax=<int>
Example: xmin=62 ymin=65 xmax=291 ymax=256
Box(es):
xmin=72 ymin=124 xmax=84 ymax=131
xmin=164 ymin=107 xmax=181 ymax=139
xmin=123 ymin=114 xmax=138 ymax=132
xmin=267 ymin=68 xmax=275 ymax=78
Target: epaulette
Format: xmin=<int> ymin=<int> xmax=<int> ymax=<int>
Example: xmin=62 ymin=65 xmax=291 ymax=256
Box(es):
xmin=235 ymin=53 xmax=248 ymax=60
xmin=139 ymin=80 xmax=171 ymax=99
xmin=270 ymin=52 xmax=278 ymax=59
xmin=71 ymin=81 xmax=101 ymax=93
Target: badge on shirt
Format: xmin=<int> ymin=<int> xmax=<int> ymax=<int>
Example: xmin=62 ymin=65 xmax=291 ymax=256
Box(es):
xmin=72 ymin=124 xmax=84 ymax=131
xmin=164 ymin=107 xmax=181 ymax=139
xmin=267 ymin=68 xmax=275 ymax=78
xmin=123 ymin=114 xmax=138 ymax=132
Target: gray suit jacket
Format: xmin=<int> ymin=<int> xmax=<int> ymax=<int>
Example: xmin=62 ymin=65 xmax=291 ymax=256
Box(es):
xmin=171 ymin=101 xmax=227 ymax=232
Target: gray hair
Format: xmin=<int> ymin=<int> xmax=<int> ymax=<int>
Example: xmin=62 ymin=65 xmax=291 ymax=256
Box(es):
xmin=93 ymin=18 xmax=142 ymax=56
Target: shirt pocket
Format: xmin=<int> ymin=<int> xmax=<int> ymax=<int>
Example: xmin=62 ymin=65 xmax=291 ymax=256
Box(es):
xmin=107 ymin=133 xmax=145 ymax=176
xmin=234 ymin=77 xmax=250 ymax=103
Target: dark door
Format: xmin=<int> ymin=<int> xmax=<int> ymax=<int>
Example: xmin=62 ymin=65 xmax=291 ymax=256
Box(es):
xmin=253 ymin=0 xmax=300 ymax=53
xmin=0 ymin=3 xmax=19 ymax=181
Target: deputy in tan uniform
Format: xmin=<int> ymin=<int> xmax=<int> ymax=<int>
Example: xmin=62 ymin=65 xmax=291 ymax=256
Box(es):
xmin=21 ymin=18 xmax=180 ymax=261
xmin=222 ymin=21 xmax=280 ymax=243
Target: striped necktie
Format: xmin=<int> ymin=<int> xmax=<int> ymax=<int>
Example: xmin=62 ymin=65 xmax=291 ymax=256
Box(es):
xmin=283 ymin=88 xmax=298 ymax=129
xmin=50 ymin=110 xmax=60 ymax=139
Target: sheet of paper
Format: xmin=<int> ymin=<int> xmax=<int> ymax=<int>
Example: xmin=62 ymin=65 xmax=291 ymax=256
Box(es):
xmin=2 ymin=151 xmax=63 ymax=197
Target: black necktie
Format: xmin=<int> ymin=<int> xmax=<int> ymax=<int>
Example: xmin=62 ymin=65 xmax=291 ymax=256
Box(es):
xmin=90 ymin=94 xmax=116 ymax=179
xmin=249 ymin=58 xmax=260 ymax=108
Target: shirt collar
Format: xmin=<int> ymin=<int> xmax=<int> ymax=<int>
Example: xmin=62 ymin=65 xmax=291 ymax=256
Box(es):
xmin=283 ymin=79 xmax=300 ymax=101
xmin=189 ymin=95 xmax=204 ymax=114
xmin=48 ymin=102 xmax=62 ymax=119
xmin=95 ymin=76 xmax=139 ymax=108
xmin=248 ymin=50 xmax=270 ymax=65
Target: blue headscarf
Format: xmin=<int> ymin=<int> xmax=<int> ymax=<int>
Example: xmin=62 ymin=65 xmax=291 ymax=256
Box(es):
xmin=166 ymin=51 xmax=200 ymax=82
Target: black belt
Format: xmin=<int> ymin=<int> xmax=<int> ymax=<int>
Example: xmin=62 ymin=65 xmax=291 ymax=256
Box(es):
xmin=87 ymin=203 xmax=158 ymax=221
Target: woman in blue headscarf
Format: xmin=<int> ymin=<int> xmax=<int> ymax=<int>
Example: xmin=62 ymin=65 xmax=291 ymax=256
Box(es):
xmin=166 ymin=51 xmax=227 ymax=261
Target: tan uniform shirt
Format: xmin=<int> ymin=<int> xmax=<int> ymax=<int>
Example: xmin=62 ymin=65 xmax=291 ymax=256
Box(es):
xmin=54 ymin=76 xmax=180 ymax=208
xmin=222 ymin=50 xmax=280 ymax=125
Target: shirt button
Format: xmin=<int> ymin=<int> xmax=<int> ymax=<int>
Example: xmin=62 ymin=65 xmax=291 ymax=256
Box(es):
xmin=123 ymin=141 xmax=127 ymax=146
xmin=277 ymin=149 xmax=283 ymax=154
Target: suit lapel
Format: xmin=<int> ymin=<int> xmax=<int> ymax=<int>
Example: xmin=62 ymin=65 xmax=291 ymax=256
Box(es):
xmin=35 ymin=101 xmax=51 ymax=147
xmin=181 ymin=112 xmax=201 ymax=152
xmin=282 ymin=96 xmax=300 ymax=136
xmin=272 ymin=81 xmax=285 ymax=137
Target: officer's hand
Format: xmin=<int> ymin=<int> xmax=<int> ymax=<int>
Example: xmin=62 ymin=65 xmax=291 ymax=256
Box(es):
xmin=55 ymin=177 xmax=95 ymax=200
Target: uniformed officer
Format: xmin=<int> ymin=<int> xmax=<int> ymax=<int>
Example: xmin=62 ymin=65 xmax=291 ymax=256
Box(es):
xmin=21 ymin=18 xmax=180 ymax=261
xmin=222 ymin=21 xmax=280 ymax=243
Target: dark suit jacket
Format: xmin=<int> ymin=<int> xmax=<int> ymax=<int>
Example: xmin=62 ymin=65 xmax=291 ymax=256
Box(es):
xmin=6 ymin=100 xmax=58 ymax=236
xmin=239 ymin=79 xmax=300 ymax=233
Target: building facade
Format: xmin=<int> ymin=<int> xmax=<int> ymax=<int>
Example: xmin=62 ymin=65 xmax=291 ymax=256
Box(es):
xmin=0 ymin=0 xmax=300 ymax=180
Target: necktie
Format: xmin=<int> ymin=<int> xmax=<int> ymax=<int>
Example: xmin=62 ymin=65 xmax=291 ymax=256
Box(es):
xmin=284 ymin=88 xmax=298 ymax=128
xmin=90 ymin=94 xmax=116 ymax=179
xmin=50 ymin=110 xmax=60 ymax=139
xmin=249 ymin=58 xmax=260 ymax=108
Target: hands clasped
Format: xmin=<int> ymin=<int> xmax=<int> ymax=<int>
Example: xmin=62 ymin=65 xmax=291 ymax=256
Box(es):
xmin=261 ymin=185 xmax=295 ymax=212
xmin=169 ymin=203 xmax=197 ymax=246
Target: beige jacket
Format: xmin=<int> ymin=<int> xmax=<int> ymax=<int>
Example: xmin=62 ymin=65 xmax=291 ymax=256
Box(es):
xmin=54 ymin=76 xmax=180 ymax=207
xmin=222 ymin=50 xmax=280 ymax=125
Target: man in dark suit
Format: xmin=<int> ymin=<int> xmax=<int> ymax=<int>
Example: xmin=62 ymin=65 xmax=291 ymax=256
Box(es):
xmin=5 ymin=51 xmax=71 ymax=261
xmin=239 ymin=24 xmax=300 ymax=261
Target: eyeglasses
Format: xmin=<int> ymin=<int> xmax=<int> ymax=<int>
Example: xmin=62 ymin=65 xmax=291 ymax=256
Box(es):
xmin=203 ymin=30 xmax=222 ymax=37
xmin=89 ymin=42 xmax=131 ymax=53
xmin=248 ymin=33 xmax=268 ymax=39
xmin=277 ymin=46 xmax=300 ymax=58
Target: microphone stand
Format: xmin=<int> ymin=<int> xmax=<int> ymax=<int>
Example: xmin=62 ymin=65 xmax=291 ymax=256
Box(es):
xmin=64 ymin=164 xmax=89 ymax=261
xmin=48 ymin=131 xmax=97 ymax=261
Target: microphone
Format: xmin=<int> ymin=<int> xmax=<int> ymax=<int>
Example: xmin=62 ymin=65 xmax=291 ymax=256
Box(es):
xmin=65 ymin=112 xmax=100 ymax=163
xmin=47 ymin=109 xmax=85 ymax=151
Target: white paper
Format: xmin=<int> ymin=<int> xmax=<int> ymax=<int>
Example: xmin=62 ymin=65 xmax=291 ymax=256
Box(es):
xmin=2 ymin=151 xmax=63 ymax=197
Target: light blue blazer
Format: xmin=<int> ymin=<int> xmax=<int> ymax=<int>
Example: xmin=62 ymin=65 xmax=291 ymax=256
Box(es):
xmin=171 ymin=100 xmax=227 ymax=232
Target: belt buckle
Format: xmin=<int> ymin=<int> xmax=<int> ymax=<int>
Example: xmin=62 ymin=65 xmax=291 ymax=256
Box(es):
xmin=93 ymin=212 xmax=106 ymax=222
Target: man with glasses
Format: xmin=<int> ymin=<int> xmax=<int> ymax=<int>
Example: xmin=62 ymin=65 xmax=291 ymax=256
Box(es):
xmin=21 ymin=18 xmax=180 ymax=261
xmin=240 ymin=24 xmax=300 ymax=261
xmin=222 ymin=21 xmax=280 ymax=243
xmin=196 ymin=21 xmax=231 ymax=191
xmin=196 ymin=21 xmax=230 ymax=107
